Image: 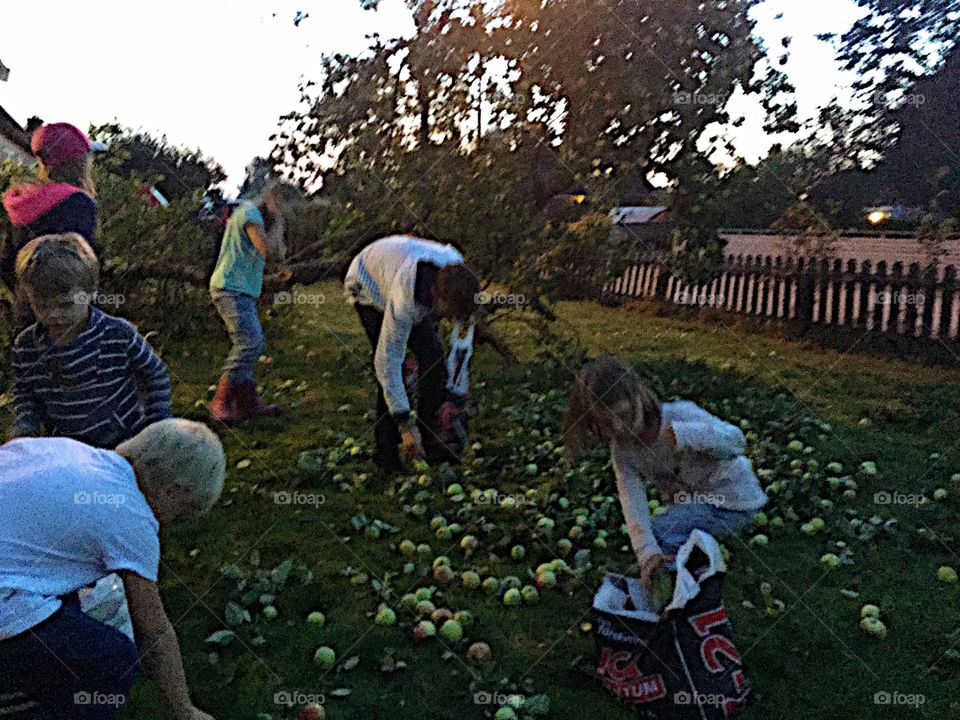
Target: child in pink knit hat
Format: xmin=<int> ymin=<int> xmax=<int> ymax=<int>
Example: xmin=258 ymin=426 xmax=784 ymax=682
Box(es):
xmin=1 ymin=122 xmax=99 ymax=334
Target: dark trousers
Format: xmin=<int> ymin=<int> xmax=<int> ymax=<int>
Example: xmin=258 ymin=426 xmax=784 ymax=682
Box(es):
xmin=355 ymin=304 xmax=446 ymax=470
xmin=0 ymin=595 xmax=139 ymax=719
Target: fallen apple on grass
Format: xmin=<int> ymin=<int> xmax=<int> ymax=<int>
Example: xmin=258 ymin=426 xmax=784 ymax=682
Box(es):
xmin=466 ymin=641 xmax=492 ymax=666
xmin=306 ymin=611 xmax=325 ymax=627
xmin=375 ymin=606 xmax=397 ymax=626
xmin=439 ymin=619 xmax=463 ymax=643
xmin=937 ymin=566 xmax=958 ymax=583
xmin=313 ymin=646 xmax=336 ymax=669
xmin=300 ymin=702 xmax=326 ymax=720
xmin=413 ymin=620 xmax=436 ymax=641
xmin=859 ymin=616 xmax=887 ymax=638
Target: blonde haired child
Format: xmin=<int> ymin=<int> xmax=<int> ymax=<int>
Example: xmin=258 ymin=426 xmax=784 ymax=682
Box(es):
xmin=565 ymin=355 xmax=767 ymax=585
xmin=10 ymin=233 xmax=171 ymax=447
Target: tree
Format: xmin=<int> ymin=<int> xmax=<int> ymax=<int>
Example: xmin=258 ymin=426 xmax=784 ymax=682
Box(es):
xmin=274 ymin=0 xmax=796 ymax=297
xmin=89 ymin=123 xmax=226 ymax=199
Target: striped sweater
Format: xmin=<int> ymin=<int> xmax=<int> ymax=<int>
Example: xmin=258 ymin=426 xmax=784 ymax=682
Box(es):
xmin=11 ymin=308 xmax=172 ymax=448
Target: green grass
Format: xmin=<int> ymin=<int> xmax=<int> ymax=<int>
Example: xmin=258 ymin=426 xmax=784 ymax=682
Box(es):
xmin=79 ymin=282 xmax=960 ymax=719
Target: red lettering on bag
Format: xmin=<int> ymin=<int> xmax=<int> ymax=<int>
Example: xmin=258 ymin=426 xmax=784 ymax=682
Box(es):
xmin=732 ymin=668 xmax=745 ymax=693
xmin=701 ymin=635 xmax=741 ymax=673
xmin=601 ymin=673 xmax=667 ymax=703
xmin=689 ymin=606 xmax=729 ymax=636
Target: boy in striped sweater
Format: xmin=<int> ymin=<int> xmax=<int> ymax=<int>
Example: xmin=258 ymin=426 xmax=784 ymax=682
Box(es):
xmin=9 ymin=233 xmax=172 ymax=448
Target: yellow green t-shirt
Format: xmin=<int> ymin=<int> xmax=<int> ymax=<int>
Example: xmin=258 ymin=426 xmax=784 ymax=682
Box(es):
xmin=209 ymin=202 xmax=266 ymax=297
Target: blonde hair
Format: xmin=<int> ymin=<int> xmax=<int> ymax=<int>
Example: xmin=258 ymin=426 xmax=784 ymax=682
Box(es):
xmin=564 ymin=355 xmax=661 ymax=453
xmin=116 ymin=419 xmax=226 ymax=515
xmin=261 ymin=179 xmax=301 ymax=207
xmin=16 ymin=233 xmax=99 ymax=296
xmin=38 ymin=154 xmax=96 ymax=197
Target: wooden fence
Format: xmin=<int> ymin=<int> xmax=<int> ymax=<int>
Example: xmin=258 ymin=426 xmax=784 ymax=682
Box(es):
xmin=604 ymin=255 xmax=960 ymax=341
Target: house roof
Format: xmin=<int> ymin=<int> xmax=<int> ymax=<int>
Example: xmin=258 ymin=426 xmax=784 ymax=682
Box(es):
xmin=609 ymin=205 xmax=669 ymax=224
xmin=0 ymin=105 xmax=31 ymax=153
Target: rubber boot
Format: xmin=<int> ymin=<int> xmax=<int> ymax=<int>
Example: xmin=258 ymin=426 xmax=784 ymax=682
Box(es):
xmin=241 ymin=380 xmax=281 ymax=418
xmin=209 ymin=376 xmax=243 ymax=422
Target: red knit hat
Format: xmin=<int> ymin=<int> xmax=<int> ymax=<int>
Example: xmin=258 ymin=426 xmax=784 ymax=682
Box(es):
xmin=31 ymin=123 xmax=91 ymax=166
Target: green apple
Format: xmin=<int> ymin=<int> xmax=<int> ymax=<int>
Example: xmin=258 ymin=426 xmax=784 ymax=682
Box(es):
xmin=482 ymin=577 xmax=501 ymax=595
xmin=306 ymin=611 xmax=325 ymax=626
xmin=415 ymin=588 xmax=433 ymax=602
xmin=313 ymin=646 xmax=336 ymax=669
xmin=860 ymin=604 xmax=881 ymax=619
xmin=859 ymin=616 xmax=887 ymax=638
xmin=787 ymin=440 xmax=804 ymax=452
xmin=415 ymin=600 xmax=436 ymax=617
xmin=462 ymin=571 xmax=481 ymax=589
xmin=521 ymin=585 xmax=540 ymax=604
xmin=511 ymin=545 xmax=526 ymax=560
xmin=439 ymin=619 xmax=463 ymax=642
xmin=454 ymin=610 xmax=474 ymax=627
xmin=820 ymin=553 xmax=840 ymax=569
xmin=399 ymin=540 xmax=416 ymax=556
xmin=375 ymin=606 xmax=397 ymax=626
xmin=933 ymin=488 xmax=948 ymax=501
xmin=262 ymin=605 xmax=278 ymax=620
xmin=750 ymin=534 xmax=769 ymax=547
xmin=937 ymin=566 xmax=958 ymax=583
xmin=503 ymin=588 xmax=521 ymax=606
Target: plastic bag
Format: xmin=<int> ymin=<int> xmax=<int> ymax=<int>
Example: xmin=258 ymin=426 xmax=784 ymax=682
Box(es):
xmin=591 ymin=530 xmax=750 ymax=718
xmin=77 ymin=573 xmax=134 ymax=641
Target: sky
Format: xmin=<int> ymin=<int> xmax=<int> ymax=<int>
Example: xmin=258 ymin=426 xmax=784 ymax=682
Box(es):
xmin=0 ymin=0 xmax=868 ymax=194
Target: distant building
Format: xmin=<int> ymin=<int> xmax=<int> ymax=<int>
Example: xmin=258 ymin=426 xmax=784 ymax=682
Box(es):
xmin=609 ymin=204 xmax=672 ymax=256
xmin=0 ymin=104 xmax=32 ymax=165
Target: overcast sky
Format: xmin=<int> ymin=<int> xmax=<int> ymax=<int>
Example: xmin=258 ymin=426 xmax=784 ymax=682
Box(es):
xmin=0 ymin=0 xmax=867 ymax=193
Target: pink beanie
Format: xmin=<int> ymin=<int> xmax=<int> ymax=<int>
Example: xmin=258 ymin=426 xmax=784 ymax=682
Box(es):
xmin=31 ymin=123 xmax=91 ymax=166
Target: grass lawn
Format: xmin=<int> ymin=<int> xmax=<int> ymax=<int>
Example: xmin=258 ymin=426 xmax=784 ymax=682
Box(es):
xmin=108 ymin=282 xmax=959 ymax=720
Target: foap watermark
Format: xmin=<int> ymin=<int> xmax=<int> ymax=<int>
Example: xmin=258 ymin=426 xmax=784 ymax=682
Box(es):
xmin=74 ymin=491 xmax=126 ymax=506
xmin=474 ymin=490 xmax=533 ymax=508
xmin=673 ymin=90 xmax=724 ymax=107
xmin=674 ymin=691 xmax=729 ymax=707
xmin=871 ymin=89 xmax=925 ymax=108
xmin=873 ymin=691 xmax=925 ymax=707
xmin=74 ymin=691 xmax=126 ymax=708
xmin=273 ymin=290 xmax=326 ymax=307
xmin=476 ymin=291 xmax=526 ymax=307
xmin=73 ymin=290 xmax=126 ymax=307
xmin=677 ymin=291 xmax=724 ymax=307
xmin=473 ymin=691 xmax=525 ymax=707
xmin=875 ymin=291 xmax=925 ymax=306
xmin=274 ymin=690 xmax=325 ymax=708
xmin=675 ymin=491 xmax=726 ymax=505
xmin=273 ymin=491 xmax=325 ymax=507
xmin=874 ymin=491 xmax=928 ymax=507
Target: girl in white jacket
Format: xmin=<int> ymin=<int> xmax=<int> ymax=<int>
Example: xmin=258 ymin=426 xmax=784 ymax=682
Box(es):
xmin=565 ymin=355 xmax=767 ymax=585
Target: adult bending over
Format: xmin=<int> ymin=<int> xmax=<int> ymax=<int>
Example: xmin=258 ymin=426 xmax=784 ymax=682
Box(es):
xmin=0 ymin=419 xmax=226 ymax=719
xmin=344 ymin=235 xmax=479 ymax=472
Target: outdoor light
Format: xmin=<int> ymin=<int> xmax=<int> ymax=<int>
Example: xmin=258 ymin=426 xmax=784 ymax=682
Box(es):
xmin=867 ymin=210 xmax=890 ymax=225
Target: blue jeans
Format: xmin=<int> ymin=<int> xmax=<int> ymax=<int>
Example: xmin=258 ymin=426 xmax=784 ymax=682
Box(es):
xmin=0 ymin=595 xmax=139 ymax=719
xmin=652 ymin=503 xmax=754 ymax=558
xmin=212 ymin=289 xmax=264 ymax=382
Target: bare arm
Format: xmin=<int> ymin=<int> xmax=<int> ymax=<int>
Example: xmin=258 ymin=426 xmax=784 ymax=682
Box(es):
xmin=244 ymin=222 xmax=270 ymax=259
xmin=120 ymin=571 xmax=215 ymax=720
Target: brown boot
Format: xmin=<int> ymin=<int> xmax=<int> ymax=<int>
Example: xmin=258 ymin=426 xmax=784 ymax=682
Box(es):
xmin=209 ymin=376 xmax=245 ymax=422
xmin=239 ymin=380 xmax=281 ymax=418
